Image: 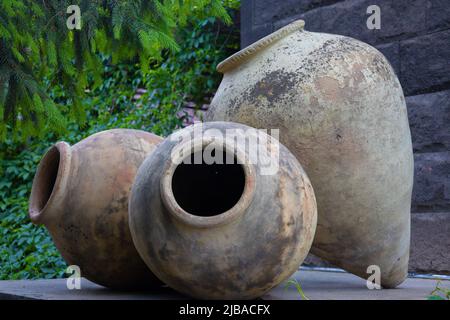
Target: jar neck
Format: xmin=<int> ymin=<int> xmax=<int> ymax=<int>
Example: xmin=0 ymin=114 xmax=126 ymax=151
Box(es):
xmin=29 ymin=141 xmax=72 ymax=225
xmin=217 ymin=19 xmax=305 ymax=73
xmin=160 ymin=136 xmax=256 ymax=228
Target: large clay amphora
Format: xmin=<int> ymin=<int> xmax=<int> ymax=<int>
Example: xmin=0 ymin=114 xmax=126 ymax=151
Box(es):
xmin=206 ymin=20 xmax=414 ymax=288
xmin=29 ymin=129 xmax=163 ymax=289
xmin=129 ymin=122 xmax=317 ymax=299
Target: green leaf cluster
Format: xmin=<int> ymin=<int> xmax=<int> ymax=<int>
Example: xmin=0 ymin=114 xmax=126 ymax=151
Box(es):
xmin=0 ymin=0 xmax=235 ymax=141
xmin=0 ymin=13 xmax=239 ymax=279
xmin=0 ymin=139 xmax=66 ymax=279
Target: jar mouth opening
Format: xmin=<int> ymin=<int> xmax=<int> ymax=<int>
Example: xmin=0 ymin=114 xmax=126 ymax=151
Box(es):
xmin=216 ymin=19 xmax=305 ymax=73
xmin=160 ymin=138 xmax=255 ymax=228
xmin=29 ymin=142 xmax=70 ymax=224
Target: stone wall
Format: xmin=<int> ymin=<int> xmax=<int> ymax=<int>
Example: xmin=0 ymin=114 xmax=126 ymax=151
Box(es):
xmin=240 ymin=0 xmax=450 ymax=275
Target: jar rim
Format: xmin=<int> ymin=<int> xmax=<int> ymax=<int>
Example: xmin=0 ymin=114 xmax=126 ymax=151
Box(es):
xmin=216 ymin=19 xmax=305 ymax=73
xmin=29 ymin=141 xmax=71 ymax=224
xmin=160 ymin=136 xmax=256 ymax=228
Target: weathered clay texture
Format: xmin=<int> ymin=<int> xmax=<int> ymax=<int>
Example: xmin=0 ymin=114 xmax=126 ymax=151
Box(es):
xmin=129 ymin=122 xmax=317 ymax=299
xmin=206 ymin=20 xmax=414 ymax=288
xmin=29 ymin=129 xmax=163 ymax=289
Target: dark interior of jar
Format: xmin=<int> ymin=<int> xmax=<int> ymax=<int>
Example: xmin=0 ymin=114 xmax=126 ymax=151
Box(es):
xmin=171 ymin=149 xmax=245 ymax=217
xmin=31 ymin=146 xmax=60 ymax=212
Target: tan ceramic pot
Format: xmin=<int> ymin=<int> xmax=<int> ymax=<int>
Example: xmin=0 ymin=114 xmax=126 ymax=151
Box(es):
xmin=206 ymin=20 xmax=414 ymax=288
xmin=129 ymin=122 xmax=317 ymax=299
xmin=29 ymin=129 xmax=163 ymax=289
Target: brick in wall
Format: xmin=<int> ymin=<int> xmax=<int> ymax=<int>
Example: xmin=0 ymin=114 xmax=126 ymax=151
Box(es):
xmin=406 ymin=89 xmax=450 ymax=153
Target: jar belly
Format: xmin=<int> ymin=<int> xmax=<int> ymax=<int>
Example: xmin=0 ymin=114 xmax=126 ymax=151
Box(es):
xmin=129 ymin=122 xmax=318 ymax=299
xmin=206 ymin=21 xmax=413 ymax=288
xmin=29 ymin=129 xmax=163 ymax=289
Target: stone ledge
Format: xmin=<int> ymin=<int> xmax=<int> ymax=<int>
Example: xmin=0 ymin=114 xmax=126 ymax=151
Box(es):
xmin=266 ymin=269 xmax=449 ymax=300
xmin=0 ymin=278 xmax=185 ymax=300
xmin=1 ymin=270 xmax=447 ymax=300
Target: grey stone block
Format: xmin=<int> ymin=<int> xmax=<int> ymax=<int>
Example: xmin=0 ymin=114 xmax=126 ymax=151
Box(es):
xmin=400 ymin=29 xmax=450 ymax=95
xmin=240 ymin=23 xmax=273 ymax=49
xmin=253 ymin=0 xmax=344 ymax=26
xmin=406 ymin=90 xmax=450 ymax=153
xmin=377 ymin=0 xmax=427 ymax=42
xmin=412 ymin=152 xmax=450 ymax=212
xmin=242 ymin=0 xmax=450 ymax=47
xmin=319 ymin=0 xmax=378 ymax=44
xmin=273 ymin=7 xmax=323 ymax=32
xmin=313 ymin=0 xmax=428 ymax=45
xmin=426 ymin=0 xmax=450 ymax=32
xmin=253 ymin=0 xmax=303 ymax=26
xmin=410 ymin=212 xmax=450 ymax=275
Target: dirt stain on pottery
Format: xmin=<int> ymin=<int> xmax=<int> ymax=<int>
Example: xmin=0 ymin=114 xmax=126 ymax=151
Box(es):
xmin=245 ymin=70 xmax=298 ymax=104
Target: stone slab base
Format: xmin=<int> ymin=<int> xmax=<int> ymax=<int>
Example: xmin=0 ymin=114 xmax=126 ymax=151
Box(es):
xmin=0 ymin=270 xmax=448 ymax=300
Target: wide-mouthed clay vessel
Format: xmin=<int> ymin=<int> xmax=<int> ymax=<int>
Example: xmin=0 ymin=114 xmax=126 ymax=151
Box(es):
xmin=206 ymin=20 xmax=414 ymax=288
xmin=129 ymin=121 xmax=317 ymax=299
xmin=29 ymin=129 xmax=163 ymax=289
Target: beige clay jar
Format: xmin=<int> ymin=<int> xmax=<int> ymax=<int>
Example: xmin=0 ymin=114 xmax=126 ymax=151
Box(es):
xmin=29 ymin=129 xmax=163 ymax=289
xmin=129 ymin=122 xmax=317 ymax=299
xmin=206 ymin=20 xmax=414 ymax=288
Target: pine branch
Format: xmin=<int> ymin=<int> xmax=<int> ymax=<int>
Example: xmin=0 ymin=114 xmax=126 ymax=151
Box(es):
xmin=0 ymin=0 xmax=236 ymax=141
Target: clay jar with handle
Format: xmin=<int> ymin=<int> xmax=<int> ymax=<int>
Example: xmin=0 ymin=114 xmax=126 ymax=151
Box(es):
xmin=29 ymin=129 xmax=163 ymax=289
xmin=129 ymin=122 xmax=317 ymax=299
xmin=206 ymin=20 xmax=414 ymax=288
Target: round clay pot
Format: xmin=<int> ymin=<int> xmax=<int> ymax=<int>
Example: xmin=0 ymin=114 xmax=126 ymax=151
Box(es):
xmin=29 ymin=129 xmax=163 ymax=289
xmin=206 ymin=20 xmax=414 ymax=288
xmin=129 ymin=121 xmax=317 ymax=299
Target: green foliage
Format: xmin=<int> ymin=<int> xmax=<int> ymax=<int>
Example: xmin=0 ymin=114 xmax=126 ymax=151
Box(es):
xmin=428 ymin=280 xmax=450 ymax=300
xmin=285 ymin=278 xmax=309 ymax=300
xmin=0 ymin=13 xmax=239 ymax=279
xmin=0 ymin=140 xmax=67 ymax=279
xmin=0 ymin=0 xmax=234 ymax=141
